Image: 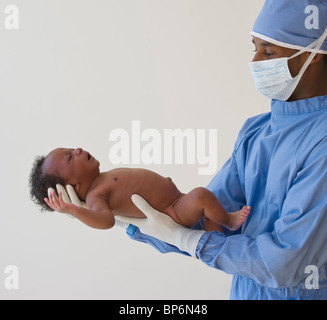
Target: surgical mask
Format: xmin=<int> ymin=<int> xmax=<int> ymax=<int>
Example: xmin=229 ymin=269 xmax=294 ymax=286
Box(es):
xmin=249 ymin=27 xmax=327 ymax=101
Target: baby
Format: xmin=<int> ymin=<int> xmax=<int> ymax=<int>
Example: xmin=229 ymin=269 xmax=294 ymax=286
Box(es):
xmin=29 ymin=147 xmax=250 ymax=232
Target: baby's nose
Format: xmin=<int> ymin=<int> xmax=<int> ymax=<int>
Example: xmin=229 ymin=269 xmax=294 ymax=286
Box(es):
xmin=74 ymin=148 xmax=83 ymax=156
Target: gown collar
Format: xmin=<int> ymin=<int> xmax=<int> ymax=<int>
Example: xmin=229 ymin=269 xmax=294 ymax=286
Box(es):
xmin=271 ymin=94 xmax=327 ymax=115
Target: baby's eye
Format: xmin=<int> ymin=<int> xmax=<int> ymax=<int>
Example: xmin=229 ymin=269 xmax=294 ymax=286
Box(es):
xmin=69 ymin=155 xmax=73 ymax=162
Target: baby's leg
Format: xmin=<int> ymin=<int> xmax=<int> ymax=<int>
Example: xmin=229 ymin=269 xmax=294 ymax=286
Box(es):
xmin=173 ymin=187 xmax=250 ymax=232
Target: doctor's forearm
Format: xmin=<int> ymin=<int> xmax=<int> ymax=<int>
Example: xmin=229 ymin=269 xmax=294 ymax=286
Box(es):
xmin=196 ymin=232 xmax=294 ymax=288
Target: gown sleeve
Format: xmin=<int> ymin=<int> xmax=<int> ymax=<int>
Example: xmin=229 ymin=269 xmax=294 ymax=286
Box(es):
xmin=196 ymin=138 xmax=327 ymax=287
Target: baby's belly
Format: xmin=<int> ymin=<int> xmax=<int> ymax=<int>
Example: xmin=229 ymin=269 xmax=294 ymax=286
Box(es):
xmin=143 ymin=177 xmax=182 ymax=212
xmin=110 ymin=175 xmax=182 ymax=218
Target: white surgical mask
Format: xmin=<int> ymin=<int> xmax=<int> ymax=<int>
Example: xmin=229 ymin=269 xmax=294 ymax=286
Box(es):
xmin=249 ymin=27 xmax=327 ymax=101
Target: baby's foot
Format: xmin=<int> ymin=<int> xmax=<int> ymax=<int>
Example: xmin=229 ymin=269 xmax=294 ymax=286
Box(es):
xmin=226 ymin=206 xmax=250 ymax=231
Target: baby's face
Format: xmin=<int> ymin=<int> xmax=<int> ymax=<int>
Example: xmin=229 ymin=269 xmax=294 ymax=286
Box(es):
xmin=42 ymin=148 xmax=100 ymax=186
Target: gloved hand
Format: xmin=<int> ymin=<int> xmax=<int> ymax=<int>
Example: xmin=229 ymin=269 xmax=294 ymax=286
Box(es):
xmin=48 ymin=184 xmax=129 ymax=228
xmin=47 ymin=184 xmax=85 ymax=218
xmin=48 ymin=184 xmax=87 ymax=208
xmin=116 ymin=195 xmax=206 ymax=258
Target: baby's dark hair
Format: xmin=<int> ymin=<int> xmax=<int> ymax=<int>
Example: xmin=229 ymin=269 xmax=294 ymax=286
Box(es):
xmin=29 ymin=156 xmax=65 ymax=212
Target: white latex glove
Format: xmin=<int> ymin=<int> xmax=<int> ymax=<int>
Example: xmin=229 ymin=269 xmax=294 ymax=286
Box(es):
xmin=49 ymin=184 xmax=129 ymax=228
xmin=47 ymin=184 xmax=84 ymax=218
xmin=50 ymin=184 xmax=87 ymax=208
xmin=116 ymin=195 xmax=206 ymax=258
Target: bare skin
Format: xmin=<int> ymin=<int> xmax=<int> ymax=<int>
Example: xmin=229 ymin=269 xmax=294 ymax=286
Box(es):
xmin=252 ymin=37 xmax=327 ymax=101
xmin=43 ymin=148 xmax=250 ymax=231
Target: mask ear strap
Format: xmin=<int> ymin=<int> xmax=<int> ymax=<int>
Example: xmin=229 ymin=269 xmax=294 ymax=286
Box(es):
xmin=280 ymin=27 xmax=327 ymax=100
xmin=290 ymin=27 xmax=327 ymax=59
xmin=292 ymin=27 xmax=327 ymax=77
xmin=312 ymin=27 xmax=327 ymax=52
xmin=290 ymin=40 xmax=319 ymax=59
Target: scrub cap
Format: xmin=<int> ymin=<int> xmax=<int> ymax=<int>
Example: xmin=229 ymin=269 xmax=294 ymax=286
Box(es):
xmin=251 ymin=0 xmax=327 ymax=53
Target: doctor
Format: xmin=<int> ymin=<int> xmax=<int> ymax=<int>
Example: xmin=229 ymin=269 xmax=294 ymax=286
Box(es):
xmin=58 ymin=0 xmax=327 ymax=300
xmin=121 ymin=0 xmax=327 ymax=300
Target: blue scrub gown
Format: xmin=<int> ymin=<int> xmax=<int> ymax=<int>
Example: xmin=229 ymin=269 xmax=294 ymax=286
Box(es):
xmin=127 ymin=94 xmax=327 ymax=300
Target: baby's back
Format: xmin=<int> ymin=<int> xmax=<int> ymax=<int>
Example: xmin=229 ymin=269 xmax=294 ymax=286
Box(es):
xmin=89 ymin=168 xmax=182 ymax=218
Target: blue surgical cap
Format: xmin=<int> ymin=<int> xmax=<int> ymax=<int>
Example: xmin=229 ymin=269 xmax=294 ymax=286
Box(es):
xmin=251 ymin=0 xmax=327 ymax=53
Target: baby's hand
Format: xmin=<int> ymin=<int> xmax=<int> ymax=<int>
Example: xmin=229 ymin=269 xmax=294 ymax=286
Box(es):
xmin=44 ymin=189 xmax=77 ymax=216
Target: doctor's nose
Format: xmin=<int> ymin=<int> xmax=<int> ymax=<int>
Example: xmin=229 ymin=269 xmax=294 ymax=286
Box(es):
xmin=251 ymin=52 xmax=261 ymax=62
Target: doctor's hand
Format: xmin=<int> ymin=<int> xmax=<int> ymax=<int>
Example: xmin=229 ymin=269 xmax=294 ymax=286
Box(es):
xmin=50 ymin=184 xmax=87 ymax=208
xmin=116 ymin=195 xmax=206 ymax=258
xmin=45 ymin=184 xmax=87 ymax=219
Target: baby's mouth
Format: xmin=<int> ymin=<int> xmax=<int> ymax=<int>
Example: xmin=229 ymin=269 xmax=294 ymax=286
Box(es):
xmin=87 ymin=152 xmax=92 ymax=160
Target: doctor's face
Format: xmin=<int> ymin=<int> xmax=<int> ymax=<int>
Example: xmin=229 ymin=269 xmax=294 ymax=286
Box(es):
xmin=251 ymin=36 xmax=309 ymax=78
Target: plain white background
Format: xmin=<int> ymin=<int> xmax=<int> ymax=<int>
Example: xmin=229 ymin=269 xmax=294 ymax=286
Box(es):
xmin=0 ymin=0 xmax=268 ymax=299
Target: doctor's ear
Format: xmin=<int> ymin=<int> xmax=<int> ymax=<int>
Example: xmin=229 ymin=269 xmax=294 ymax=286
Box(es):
xmin=311 ymin=53 xmax=325 ymax=64
xmin=71 ymin=183 xmax=81 ymax=194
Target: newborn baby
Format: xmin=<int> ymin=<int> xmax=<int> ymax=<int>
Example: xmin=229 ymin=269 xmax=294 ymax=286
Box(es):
xmin=29 ymin=148 xmax=250 ymax=232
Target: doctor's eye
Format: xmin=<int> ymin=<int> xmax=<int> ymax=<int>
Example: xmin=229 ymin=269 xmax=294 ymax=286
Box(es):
xmin=265 ymin=52 xmax=275 ymax=58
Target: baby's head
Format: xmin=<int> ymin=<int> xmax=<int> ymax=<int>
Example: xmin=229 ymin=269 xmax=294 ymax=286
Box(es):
xmin=29 ymin=148 xmax=100 ymax=211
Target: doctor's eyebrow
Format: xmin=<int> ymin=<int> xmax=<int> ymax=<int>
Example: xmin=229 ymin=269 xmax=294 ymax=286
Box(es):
xmin=252 ymin=38 xmax=276 ymax=47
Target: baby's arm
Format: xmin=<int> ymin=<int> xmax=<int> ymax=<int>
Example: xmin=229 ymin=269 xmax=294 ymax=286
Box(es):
xmin=45 ymin=190 xmax=115 ymax=229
